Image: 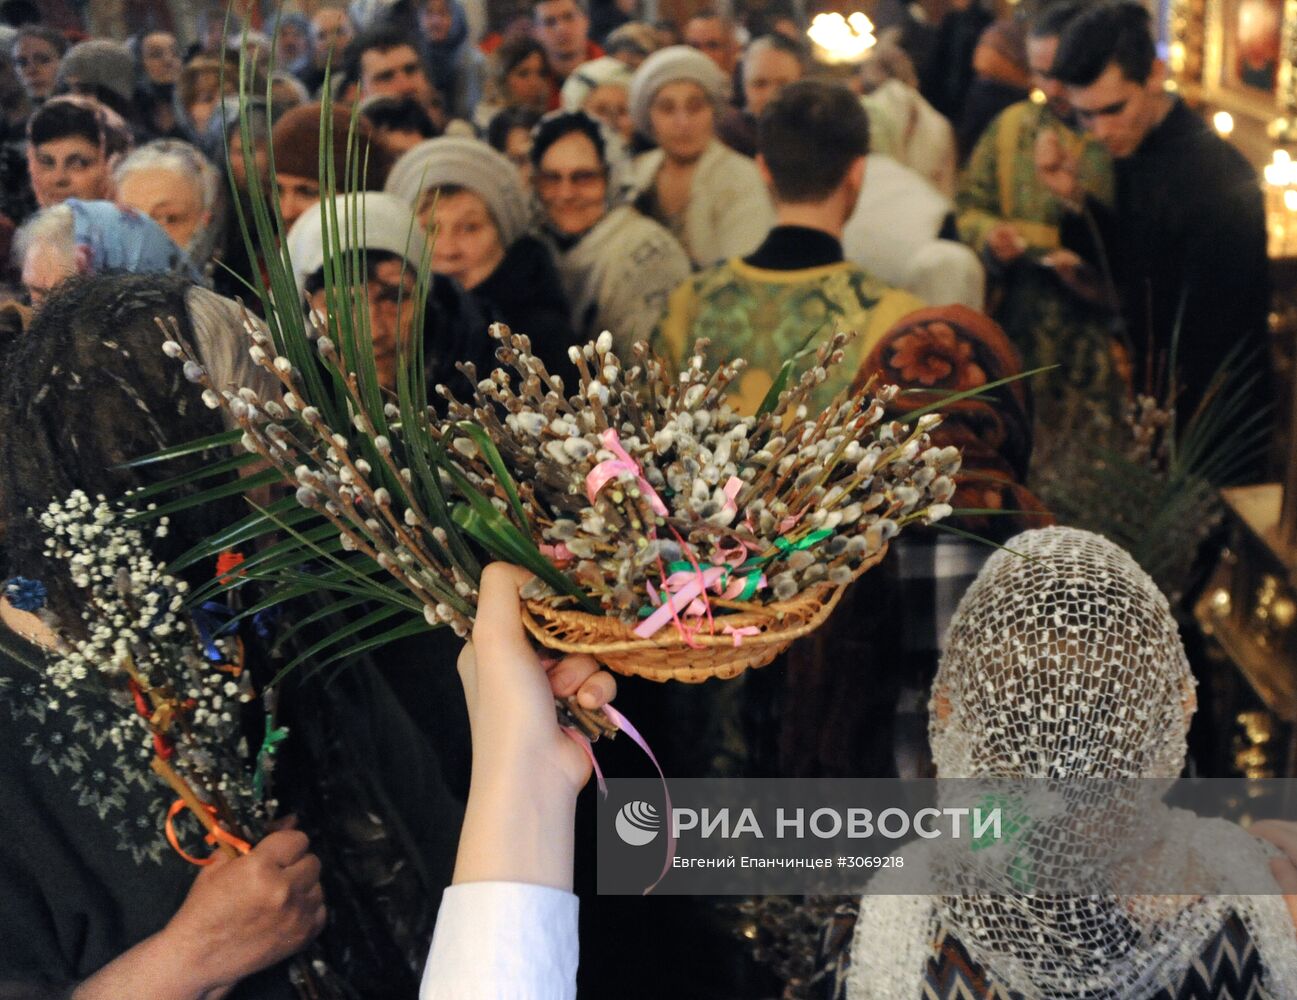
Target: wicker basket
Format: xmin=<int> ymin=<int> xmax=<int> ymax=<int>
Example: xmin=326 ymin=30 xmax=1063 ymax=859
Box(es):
xmin=521 ymin=546 xmax=887 ymax=683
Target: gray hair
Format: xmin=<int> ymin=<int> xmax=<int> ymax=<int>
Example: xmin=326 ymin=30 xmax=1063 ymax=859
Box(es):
xmin=742 ymin=33 xmax=809 ymax=76
xmin=113 ymin=139 xmax=222 ymax=214
xmin=12 ymin=203 xmax=76 ymax=272
xmin=858 ymin=30 xmax=918 ymax=91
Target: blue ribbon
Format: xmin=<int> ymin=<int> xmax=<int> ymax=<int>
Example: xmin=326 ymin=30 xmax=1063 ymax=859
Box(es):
xmin=192 ymin=601 xmax=237 ymax=662
xmin=3 ymin=576 xmax=47 ymax=612
xmin=191 ymin=602 xmax=280 ymax=662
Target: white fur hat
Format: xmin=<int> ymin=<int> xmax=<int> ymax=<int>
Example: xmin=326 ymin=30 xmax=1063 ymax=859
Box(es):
xmin=285 ymin=191 xmax=428 ymax=297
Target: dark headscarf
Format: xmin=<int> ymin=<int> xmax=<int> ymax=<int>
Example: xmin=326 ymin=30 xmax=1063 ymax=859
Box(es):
xmin=0 ymin=273 xmax=238 ymax=620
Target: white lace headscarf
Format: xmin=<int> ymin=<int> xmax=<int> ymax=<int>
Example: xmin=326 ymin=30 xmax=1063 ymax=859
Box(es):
xmin=849 ymin=527 xmax=1297 ymax=999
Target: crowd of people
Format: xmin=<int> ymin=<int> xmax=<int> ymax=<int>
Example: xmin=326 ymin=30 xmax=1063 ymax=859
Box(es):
xmin=0 ymin=0 xmax=1288 ymax=997
xmin=0 ymin=0 xmax=1268 ymax=454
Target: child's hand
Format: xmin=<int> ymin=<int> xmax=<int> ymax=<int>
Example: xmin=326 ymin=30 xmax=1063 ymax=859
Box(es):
xmin=450 ymin=563 xmax=618 ymax=890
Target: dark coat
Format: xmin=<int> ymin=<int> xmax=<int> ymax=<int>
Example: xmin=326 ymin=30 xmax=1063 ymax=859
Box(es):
xmin=1061 ymin=99 xmax=1271 ymax=426
xmin=469 ymin=234 xmax=580 ymax=387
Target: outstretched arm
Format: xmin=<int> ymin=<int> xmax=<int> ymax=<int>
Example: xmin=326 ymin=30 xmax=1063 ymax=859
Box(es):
xmin=420 ymin=564 xmax=618 ymax=1000
xmin=451 ymin=563 xmax=615 ymax=891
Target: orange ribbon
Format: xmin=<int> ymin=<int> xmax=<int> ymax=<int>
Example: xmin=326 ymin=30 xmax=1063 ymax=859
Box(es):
xmin=165 ymin=799 xmax=253 ymax=866
xmin=213 ymin=636 xmax=246 ymax=677
xmin=215 ymin=550 xmax=247 ymax=586
xmin=128 ymin=677 xmax=175 ymax=761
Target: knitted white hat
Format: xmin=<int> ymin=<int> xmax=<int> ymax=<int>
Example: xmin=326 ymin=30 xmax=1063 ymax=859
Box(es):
xmin=383 ymin=136 xmax=530 ymax=247
xmin=628 ymin=45 xmax=726 ymax=140
xmin=285 ymin=191 xmax=428 ymax=297
xmin=560 ymin=56 xmax=633 ymax=112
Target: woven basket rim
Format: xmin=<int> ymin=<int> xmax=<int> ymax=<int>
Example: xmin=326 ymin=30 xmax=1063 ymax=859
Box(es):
xmin=520 ymin=544 xmax=887 ymax=656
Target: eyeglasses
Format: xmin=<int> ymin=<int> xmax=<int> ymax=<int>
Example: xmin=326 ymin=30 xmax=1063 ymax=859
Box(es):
xmin=535 ymin=168 xmax=606 ymax=190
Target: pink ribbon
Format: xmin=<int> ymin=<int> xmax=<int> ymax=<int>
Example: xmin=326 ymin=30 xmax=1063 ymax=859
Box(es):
xmin=633 ymin=567 xmax=724 ymax=639
xmin=778 ymin=509 xmax=805 ymax=533
xmin=720 ymin=572 xmax=766 ymax=601
xmin=712 ymin=537 xmax=749 ymax=568
xmin=602 ymin=703 xmax=675 ymax=895
xmin=720 ymin=475 xmax=744 ymax=519
xmin=585 ymin=429 xmax=668 ymax=517
xmin=563 ymin=703 xmax=675 ymax=894
xmin=670 ymin=524 xmax=718 ymax=635
xmin=722 ymin=624 xmax=760 ymax=647
xmin=563 ymin=727 xmax=607 ymax=795
xmin=635 ymin=561 xmax=767 ymax=640
xmin=539 ymin=542 xmax=574 ymax=567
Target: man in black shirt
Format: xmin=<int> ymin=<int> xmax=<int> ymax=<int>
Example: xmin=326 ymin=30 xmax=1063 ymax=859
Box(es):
xmin=1037 ymin=0 xmax=1270 ymax=428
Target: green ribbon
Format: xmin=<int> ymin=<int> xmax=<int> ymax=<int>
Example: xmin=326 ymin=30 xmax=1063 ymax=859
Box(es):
xmin=635 ymin=528 xmax=837 ymax=618
xmin=252 ymin=715 xmax=290 ymax=800
xmin=662 ymin=558 xmax=764 ymax=599
xmin=969 ymin=792 xmax=1035 ymax=892
xmin=770 ymin=528 xmax=833 ymax=556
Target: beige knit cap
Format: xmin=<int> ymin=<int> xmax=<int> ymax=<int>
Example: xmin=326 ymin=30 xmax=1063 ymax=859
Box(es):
xmin=628 ymin=45 xmax=726 ymax=140
xmin=383 ymin=136 xmax=530 ymax=247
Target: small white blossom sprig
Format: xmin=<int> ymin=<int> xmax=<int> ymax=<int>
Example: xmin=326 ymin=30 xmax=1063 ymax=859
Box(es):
xmin=36 ymin=490 xmax=268 ymax=837
xmin=160 ymin=310 xmax=958 ymax=641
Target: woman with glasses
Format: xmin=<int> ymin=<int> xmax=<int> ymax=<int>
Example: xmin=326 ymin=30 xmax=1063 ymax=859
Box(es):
xmin=532 ymin=111 xmax=688 ymax=353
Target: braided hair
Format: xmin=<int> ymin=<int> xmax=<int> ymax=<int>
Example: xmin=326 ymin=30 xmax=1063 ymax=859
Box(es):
xmin=0 ymin=272 xmax=244 ymax=622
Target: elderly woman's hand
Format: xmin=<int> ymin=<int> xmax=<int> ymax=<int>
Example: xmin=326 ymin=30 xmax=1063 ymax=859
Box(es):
xmin=451 ymin=563 xmax=618 ymax=890
xmin=71 ymin=830 xmax=325 ymax=1000
xmin=161 ymin=830 xmax=326 ymax=990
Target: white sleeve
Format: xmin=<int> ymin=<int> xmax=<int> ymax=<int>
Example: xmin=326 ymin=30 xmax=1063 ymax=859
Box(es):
xmin=419 ymin=882 xmax=579 ymax=1000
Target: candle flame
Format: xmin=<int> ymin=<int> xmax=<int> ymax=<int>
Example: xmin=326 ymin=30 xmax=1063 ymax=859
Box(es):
xmin=807 ymin=12 xmax=877 ymax=64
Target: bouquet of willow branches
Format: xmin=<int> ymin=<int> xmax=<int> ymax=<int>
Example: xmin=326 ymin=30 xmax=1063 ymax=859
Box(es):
xmin=1035 ymin=338 xmax=1270 ymax=604
xmin=160 ymin=305 xmax=958 ymax=689
xmin=134 ymin=58 xmax=962 ymax=709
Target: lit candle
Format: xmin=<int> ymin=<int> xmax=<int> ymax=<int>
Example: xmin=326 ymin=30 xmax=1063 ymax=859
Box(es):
xmin=807 ymin=12 xmax=876 ymax=64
